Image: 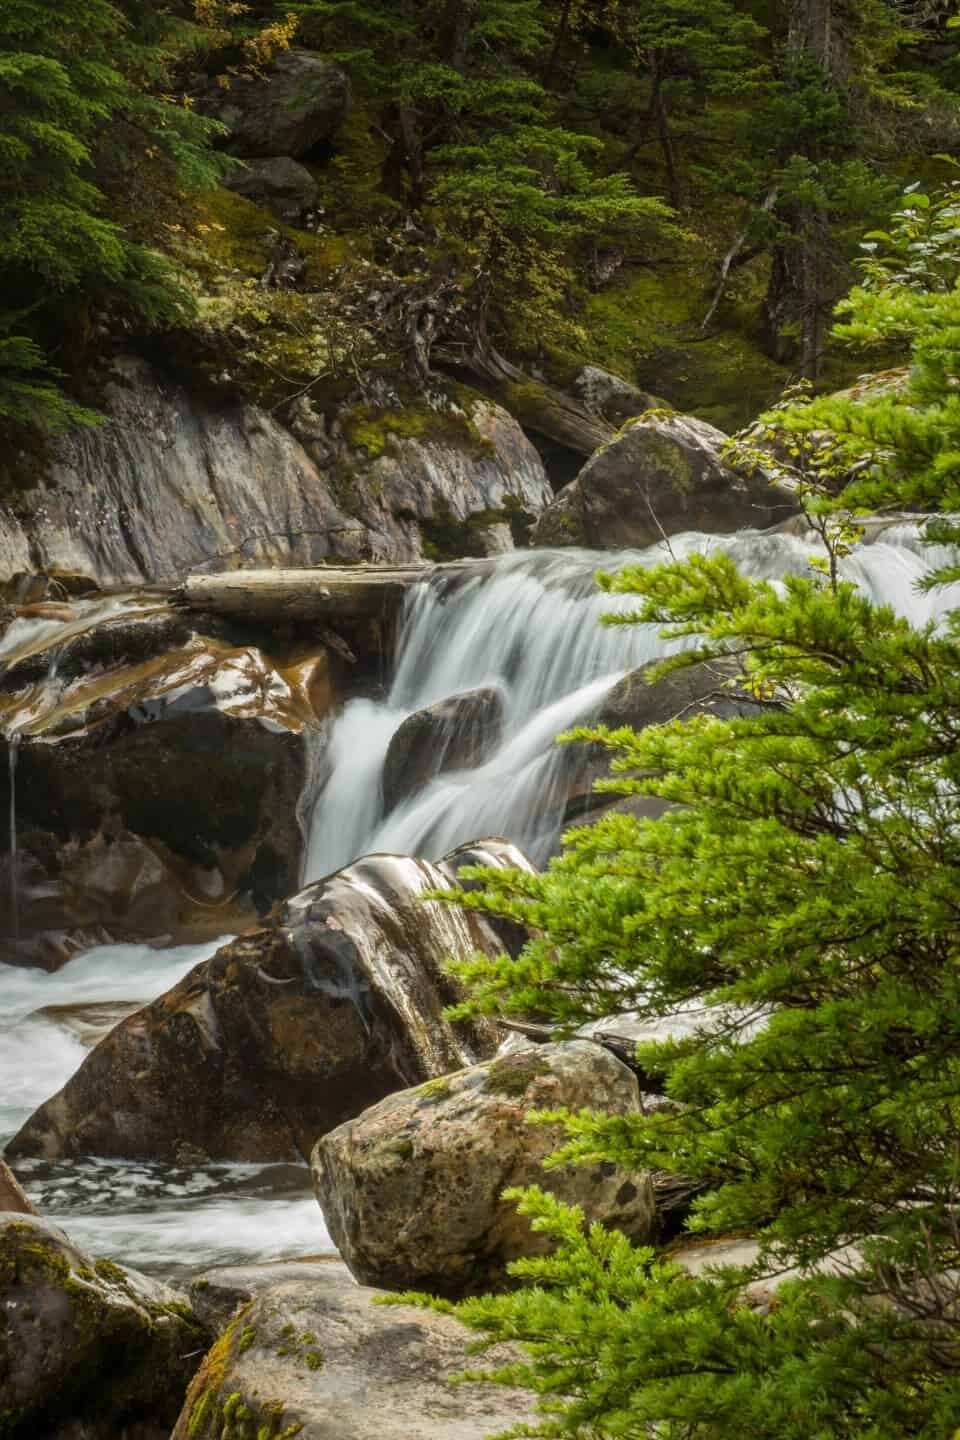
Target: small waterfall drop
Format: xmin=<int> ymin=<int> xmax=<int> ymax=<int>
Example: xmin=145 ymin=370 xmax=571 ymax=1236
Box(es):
xmin=303 ymin=524 xmax=960 ymax=882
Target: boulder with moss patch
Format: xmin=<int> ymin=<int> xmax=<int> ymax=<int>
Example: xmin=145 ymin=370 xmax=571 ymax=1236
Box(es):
xmin=173 ymin=1258 xmax=533 ymax=1440
xmin=531 ymin=412 xmax=799 ymax=550
xmin=312 ymin=1039 xmax=656 ymax=1296
xmin=0 ymin=1213 xmax=207 ymax=1440
xmin=196 ymin=50 xmax=350 ymax=159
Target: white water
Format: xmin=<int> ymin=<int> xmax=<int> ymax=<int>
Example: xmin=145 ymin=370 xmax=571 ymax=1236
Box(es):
xmin=305 ymin=524 xmax=960 ymax=880
xmin=0 ymin=937 xmax=332 ymax=1274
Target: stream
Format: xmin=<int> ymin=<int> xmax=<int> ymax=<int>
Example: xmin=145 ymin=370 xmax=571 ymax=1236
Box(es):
xmin=2 ymin=524 xmax=958 ymax=1276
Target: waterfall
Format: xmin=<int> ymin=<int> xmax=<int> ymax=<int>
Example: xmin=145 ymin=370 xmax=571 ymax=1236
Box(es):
xmin=303 ymin=523 xmax=960 ymax=882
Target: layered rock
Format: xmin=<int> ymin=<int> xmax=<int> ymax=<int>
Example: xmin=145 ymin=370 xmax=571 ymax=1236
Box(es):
xmin=6 ymin=844 xmax=532 ymax=1163
xmin=531 ymin=412 xmax=799 ymax=550
xmin=313 ymin=1040 xmax=656 ymax=1295
xmin=0 ymin=1213 xmax=206 ymax=1440
xmin=173 ymin=1258 xmax=533 ymax=1440
xmin=0 ymin=602 xmax=336 ymax=963
xmin=196 ymin=50 xmax=350 ymax=159
xmin=0 ymin=359 xmax=552 ymax=586
xmin=382 ymin=686 xmax=504 ymax=812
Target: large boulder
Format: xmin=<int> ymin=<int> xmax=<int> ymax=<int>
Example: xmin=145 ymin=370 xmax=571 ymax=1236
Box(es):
xmin=531 ymin=412 xmax=799 ymax=550
xmin=173 ymin=1258 xmax=533 ymax=1440
xmin=572 ymin=364 xmax=664 ymax=425
xmin=224 ymin=154 xmax=319 ymax=220
xmin=0 ymin=605 xmax=337 ymax=963
xmin=0 ymin=1213 xmax=207 ymax=1440
xmin=196 ymin=50 xmax=350 ymax=159
xmin=6 ymin=844 xmax=533 ymax=1164
xmin=0 ymin=359 xmax=552 ymax=584
xmin=382 ymin=686 xmax=504 ymax=812
xmin=313 ymin=1040 xmax=656 ymax=1296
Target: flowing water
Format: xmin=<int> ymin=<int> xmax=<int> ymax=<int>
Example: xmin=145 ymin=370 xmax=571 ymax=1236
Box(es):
xmin=304 ymin=524 xmax=960 ymax=880
xmin=2 ymin=521 xmax=957 ymax=1277
xmin=0 ymin=938 xmax=332 ymax=1275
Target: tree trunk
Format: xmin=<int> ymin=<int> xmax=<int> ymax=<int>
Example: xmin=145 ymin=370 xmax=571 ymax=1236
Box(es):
xmin=650 ymin=55 xmax=684 ymax=210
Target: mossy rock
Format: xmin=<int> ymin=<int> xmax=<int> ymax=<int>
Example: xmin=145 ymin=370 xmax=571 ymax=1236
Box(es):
xmin=0 ymin=1214 xmax=208 ymax=1439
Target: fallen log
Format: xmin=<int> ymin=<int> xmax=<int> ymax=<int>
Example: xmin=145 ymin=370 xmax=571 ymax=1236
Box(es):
xmin=175 ymin=561 xmax=488 ymax=622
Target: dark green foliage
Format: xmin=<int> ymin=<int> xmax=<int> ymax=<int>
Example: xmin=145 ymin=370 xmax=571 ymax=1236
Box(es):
xmin=417 ymin=192 xmax=960 ymax=1435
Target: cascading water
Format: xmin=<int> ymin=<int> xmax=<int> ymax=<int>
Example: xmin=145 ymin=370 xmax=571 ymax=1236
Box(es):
xmin=8 ymin=734 xmax=19 ymax=941
xmin=304 ymin=523 xmax=960 ymax=881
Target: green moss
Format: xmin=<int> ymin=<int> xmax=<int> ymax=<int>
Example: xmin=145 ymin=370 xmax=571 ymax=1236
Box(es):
xmin=237 ymin=1325 xmax=257 ymax=1353
xmin=341 ymin=399 xmax=493 ymax=462
xmin=417 ymin=1075 xmax=454 ymax=1100
xmin=304 ymin=1349 xmax=324 ymax=1370
xmin=486 ymin=1053 xmax=552 ymax=1098
xmin=299 ymin=1331 xmax=317 ymax=1344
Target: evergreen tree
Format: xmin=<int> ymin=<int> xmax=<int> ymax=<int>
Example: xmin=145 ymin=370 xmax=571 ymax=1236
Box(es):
xmin=0 ymin=0 xmax=222 ymax=450
xmin=410 ymin=185 xmax=960 ymax=1435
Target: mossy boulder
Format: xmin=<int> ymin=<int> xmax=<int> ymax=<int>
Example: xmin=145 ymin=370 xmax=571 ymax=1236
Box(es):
xmin=381 ymin=686 xmax=504 ymax=813
xmin=172 ymin=1258 xmax=533 ymax=1440
xmin=6 ymin=844 xmax=533 ymax=1164
xmin=312 ymin=1040 xmax=656 ymax=1296
xmin=0 ymin=1213 xmax=207 ymax=1440
xmin=531 ymin=412 xmax=799 ymax=551
xmin=195 ymin=50 xmax=350 ymax=160
xmin=223 ymin=155 xmax=319 ymax=221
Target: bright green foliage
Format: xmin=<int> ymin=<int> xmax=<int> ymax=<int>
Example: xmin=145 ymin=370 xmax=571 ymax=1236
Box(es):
xmin=0 ymin=0 xmax=223 ymax=447
xmin=420 ymin=192 xmax=960 ymax=1434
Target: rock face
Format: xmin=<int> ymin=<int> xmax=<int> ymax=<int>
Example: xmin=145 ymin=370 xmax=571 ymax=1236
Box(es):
xmin=382 ymin=686 xmax=504 ymax=812
xmin=6 ymin=844 xmax=532 ymax=1163
xmin=197 ymin=50 xmax=350 ymax=158
xmin=173 ymin=1258 xmax=533 ymax=1440
xmin=313 ymin=1039 xmax=656 ymax=1296
xmin=0 ymin=1213 xmax=206 ymax=1440
xmin=224 ymin=154 xmax=319 ymax=219
xmin=0 ymin=1160 xmax=35 ymax=1214
xmin=0 ymin=601 xmax=337 ymax=963
xmin=531 ymin=412 xmax=799 ymax=550
xmin=0 ymin=359 xmax=552 ymax=585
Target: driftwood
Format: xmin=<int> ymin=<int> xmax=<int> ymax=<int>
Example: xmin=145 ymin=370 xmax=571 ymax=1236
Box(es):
xmin=175 ymin=562 xmax=488 ymax=622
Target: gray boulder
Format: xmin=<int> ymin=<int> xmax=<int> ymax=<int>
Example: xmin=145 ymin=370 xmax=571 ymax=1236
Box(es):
xmin=173 ymin=1258 xmax=533 ymax=1440
xmin=572 ymin=364 xmax=664 ymax=425
xmin=531 ymin=412 xmax=799 ymax=550
xmin=0 ymin=1213 xmax=206 ymax=1440
xmin=197 ymin=50 xmax=350 ymax=158
xmin=313 ymin=1040 xmax=656 ymax=1296
xmin=6 ymin=844 xmax=534 ymax=1164
xmin=224 ymin=154 xmax=318 ymax=220
xmin=382 ymin=686 xmax=504 ymax=812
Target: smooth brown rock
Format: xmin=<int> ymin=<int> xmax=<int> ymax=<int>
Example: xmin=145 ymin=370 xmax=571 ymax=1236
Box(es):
xmin=531 ymin=411 xmax=799 ymax=549
xmin=7 ymin=844 xmax=531 ymax=1164
xmin=0 ymin=1213 xmax=206 ymax=1440
xmin=0 ymin=1160 xmax=35 ymax=1215
xmin=313 ymin=1040 xmax=656 ymax=1296
xmin=173 ymin=1258 xmax=533 ymax=1440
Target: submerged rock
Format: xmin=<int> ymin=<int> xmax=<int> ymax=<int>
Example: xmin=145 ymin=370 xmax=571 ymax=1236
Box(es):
xmin=531 ymin=411 xmax=799 ymax=549
xmin=196 ymin=50 xmax=350 ymax=159
xmin=7 ymin=844 xmax=533 ymax=1164
xmin=0 ymin=1213 xmax=207 ymax=1440
xmin=173 ymin=1258 xmax=533 ymax=1440
xmin=382 ymin=685 xmax=504 ymax=812
xmin=313 ymin=1039 xmax=656 ymax=1296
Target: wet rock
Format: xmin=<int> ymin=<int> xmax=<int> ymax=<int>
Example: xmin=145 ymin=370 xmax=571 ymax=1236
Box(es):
xmin=0 ymin=1160 xmax=35 ymax=1214
xmin=313 ymin=1039 xmax=656 ymax=1296
xmin=0 ymin=360 xmax=552 ymax=585
xmin=531 ymin=412 xmax=799 ymax=550
xmin=572 ymin=365 xmax=664 ymax=426
xmin=6 ymin=844 xmax=534 ymax=1164
xmin=0 ymin=1212 xmax=207 ymax=1440
xmin=173 ymin=1258 xmax=533 ymax=1440
xmin=382 ymin=686 xmax=504 ymax=812
xmin=224 ymin=155 xmax=319 ymax=220
xmin=196 ymin=50 xmax=350 ymax=159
